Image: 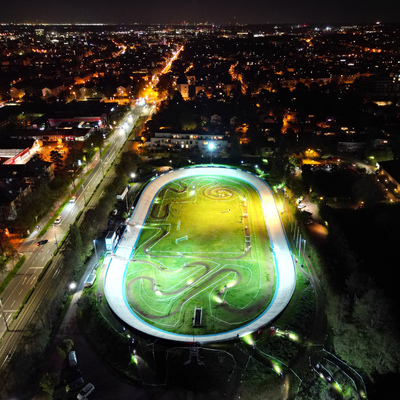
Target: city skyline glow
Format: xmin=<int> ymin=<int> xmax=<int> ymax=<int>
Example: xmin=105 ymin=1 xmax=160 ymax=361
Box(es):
xmin=1 ymin=0 xmax=400 ymax=25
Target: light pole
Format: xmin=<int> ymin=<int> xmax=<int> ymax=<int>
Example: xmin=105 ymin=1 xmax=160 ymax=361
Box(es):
xmin=81 ymin=184 xmax=87 ymax=205
xmin=53 ymin=224 xmax=58 ymax=247
xmin=98 ymin=145 xmax=104 ymax=176
xmin=69 ymin=169 xmax=76 ymax=189
xmin=125 ymin=184 xmax=131 ymax=211
xmin=0 ymin=298 xmax=9 ymax=331
xmin=93 ymin=239 xmax=98 ymax=262
xmin=123 ymin=121 xmax=129 ymax=140
xmin=208 ymin=142 xmax=215 ymax=164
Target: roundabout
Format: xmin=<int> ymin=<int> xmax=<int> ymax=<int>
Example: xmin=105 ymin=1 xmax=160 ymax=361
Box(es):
xmin=104 ymin=165 xmax=296 ymax=343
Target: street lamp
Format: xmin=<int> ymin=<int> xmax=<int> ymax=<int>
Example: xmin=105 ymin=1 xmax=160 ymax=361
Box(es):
xmin=69 ymin=170 xmax=76 ymax=189
xmin=0 ymin=298 xmax=9 ymax=331
xmin=98 ymin=145 xmax=104 ymax=176
xmin=81 ymin=184 xmax=87 ymax=205
xmin=302 ymin=238 xmax=306 ymax=256
xmin=93 ymin=239 xmax=99 ymax=262
xmin=123 ymin=121 xmax=129 ymax=140
xmin=208 ymin=142 xmax=215 ymax=164
xmin=53 ymin=224 xmax=59 ymax=247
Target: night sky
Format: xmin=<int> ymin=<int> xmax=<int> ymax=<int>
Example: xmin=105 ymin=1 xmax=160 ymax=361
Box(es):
xmin=1 ymin=0 xmax=400 ymax=25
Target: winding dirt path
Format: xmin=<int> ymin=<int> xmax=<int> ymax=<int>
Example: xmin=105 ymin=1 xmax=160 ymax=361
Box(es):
xmin=104 ymin=166 xmax=296 ymax=343
xmin=126 ymin=178 xmax=273 ymax=323
xmin=126 ymin=263 xmax=248 ymax=319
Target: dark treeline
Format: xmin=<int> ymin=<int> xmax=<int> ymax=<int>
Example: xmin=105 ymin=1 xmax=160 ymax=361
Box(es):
xmin=316 ymin=202 xmax=400 ymax=398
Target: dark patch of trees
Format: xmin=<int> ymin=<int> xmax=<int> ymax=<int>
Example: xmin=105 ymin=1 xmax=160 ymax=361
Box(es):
xmin=318 ymin=204 xmax=400 ymax=386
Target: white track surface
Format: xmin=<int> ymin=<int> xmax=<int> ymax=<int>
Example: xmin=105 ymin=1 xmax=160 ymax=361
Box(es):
xmin=104 ymin=165 xmax=296 ymax=343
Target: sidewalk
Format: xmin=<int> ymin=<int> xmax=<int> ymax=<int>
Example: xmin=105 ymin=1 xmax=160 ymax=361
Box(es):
xmin=0 ymin=237 xmax=27 ymax=287
xmin=0 ymin=159 xmax=97 ymax=288
xmin=0 ymin=218 xmax=51 ymax=287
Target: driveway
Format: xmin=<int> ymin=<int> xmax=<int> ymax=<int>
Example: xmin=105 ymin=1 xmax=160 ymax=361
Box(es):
xmin=299 ymin=195 xmax=328 ymax=242
xmin=301 ymin=194 xmax=320 ymax=223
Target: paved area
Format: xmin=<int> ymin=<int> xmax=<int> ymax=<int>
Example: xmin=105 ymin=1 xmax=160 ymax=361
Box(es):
xmin=54 ymin=255 xmax=151 ymax=400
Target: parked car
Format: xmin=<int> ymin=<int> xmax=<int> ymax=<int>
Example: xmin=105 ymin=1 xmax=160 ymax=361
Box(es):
xmin=77 ymin=383 xmax=95 ymax=399
xmin=70 ymin=196 xmax=76 ymax=203
xmin=297 ymin=203 xmax=306 ymax=209
xmin=84 ymin=274 xmax=96 ymax=288
xmin=68 ymin=350 xmax=77 ymax=367
xmin=54 ymin=216 xmax=62 ymax=224
xmin=36 ymin=240 xmax=48 ymax=246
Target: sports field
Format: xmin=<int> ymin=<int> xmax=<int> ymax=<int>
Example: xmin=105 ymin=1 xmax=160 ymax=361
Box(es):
xmin=124 ymin=176 xmax=276 ymax=335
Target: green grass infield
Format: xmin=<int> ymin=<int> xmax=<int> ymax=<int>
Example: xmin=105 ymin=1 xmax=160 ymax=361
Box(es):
xmin=124 ymin=176 xmax=276 ymax=335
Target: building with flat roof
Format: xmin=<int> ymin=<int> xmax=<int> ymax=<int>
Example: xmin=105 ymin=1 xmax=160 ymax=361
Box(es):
xmin=5 ymin=128 xmax=93 ymax=142
xmin=145 ymin=131 xmax=228 ymax=154
xmin=0 ymin=138 xmax=37 ymax=165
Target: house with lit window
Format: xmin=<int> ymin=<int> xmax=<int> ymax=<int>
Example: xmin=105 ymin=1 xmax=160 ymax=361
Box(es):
xmin=41 ymin=81 xmax=68 ymax=100
xmin=145 ymin=132 xmax=228 ymax=154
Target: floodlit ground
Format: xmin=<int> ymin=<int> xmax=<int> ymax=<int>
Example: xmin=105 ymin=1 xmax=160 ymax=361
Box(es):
xmin=105 ymin=165 xmax=296 ymax=343
xmin=125 ymin=176 xmax=275 ymax=335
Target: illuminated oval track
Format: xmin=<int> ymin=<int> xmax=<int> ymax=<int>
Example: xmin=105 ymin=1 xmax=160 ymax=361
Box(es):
xmin=104 ymin=165 xmax=296 ymax=343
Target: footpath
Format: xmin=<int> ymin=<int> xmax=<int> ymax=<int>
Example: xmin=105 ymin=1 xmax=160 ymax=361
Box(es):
xmin=0 ymin=149 xmax=104 ymax=288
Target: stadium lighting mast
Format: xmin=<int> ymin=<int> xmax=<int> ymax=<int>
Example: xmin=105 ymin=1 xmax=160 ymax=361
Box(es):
xmin=208 ymin=142 xmax=215 ymax=164
xmin=93 ymin=239 xmax=99 ymax=262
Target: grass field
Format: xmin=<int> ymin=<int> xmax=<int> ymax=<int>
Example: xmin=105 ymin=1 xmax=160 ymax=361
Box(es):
xmin=124 ymin=176 xmax=276 ymax=335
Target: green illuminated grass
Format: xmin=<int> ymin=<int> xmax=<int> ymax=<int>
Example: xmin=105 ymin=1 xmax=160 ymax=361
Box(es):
xmin=124 ymin=176 xmax=276 ymax=335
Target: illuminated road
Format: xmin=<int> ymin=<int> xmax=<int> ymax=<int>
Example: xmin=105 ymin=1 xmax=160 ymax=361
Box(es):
xmin=141 ymin=45 xmax=184 ymax=102
xmin=0 ymin=104 xmax=151 ymax=367
xmin=104 ymin=165 xmax=296 ymax=343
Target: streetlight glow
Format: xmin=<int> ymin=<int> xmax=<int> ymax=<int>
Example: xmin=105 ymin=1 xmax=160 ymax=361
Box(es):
xmin=93 ymin=239 xmax=99 ymax=262
xmin=208 ymin=142 xmax=215 ymax=164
